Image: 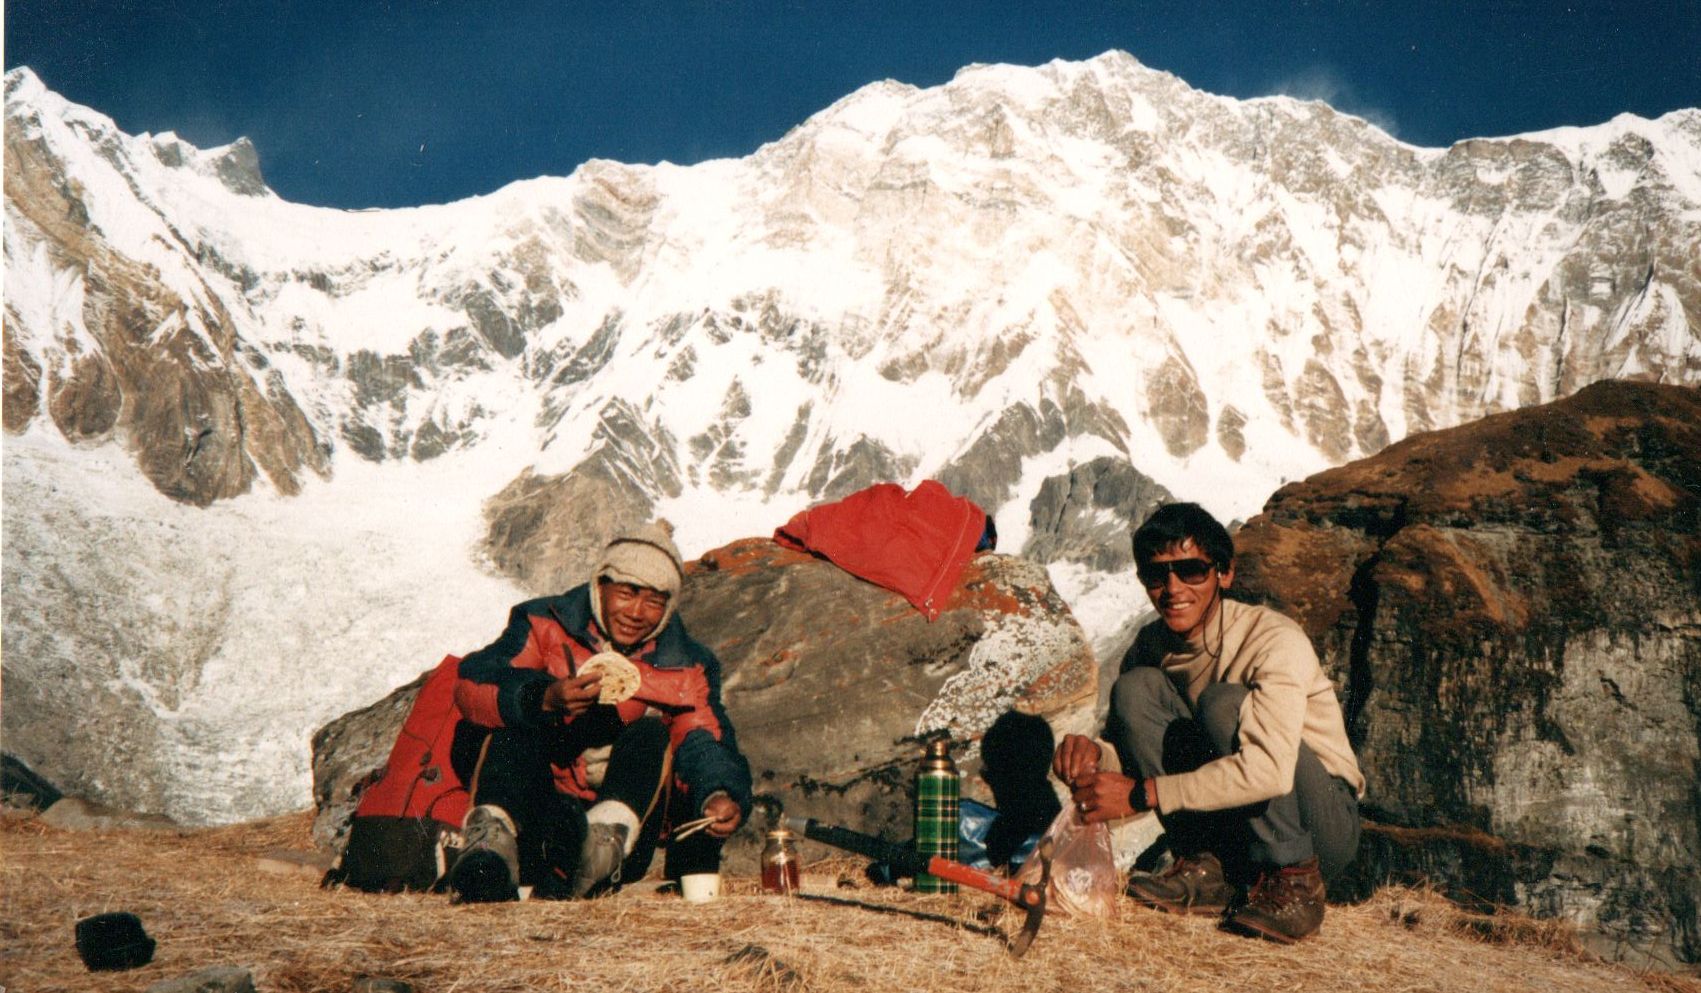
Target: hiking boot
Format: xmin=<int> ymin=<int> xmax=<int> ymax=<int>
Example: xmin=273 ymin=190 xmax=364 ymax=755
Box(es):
xmin=1226 ymin=857 xmax=1326 ymax=943
xmin=449 ymin=805 xmax=520 ymax=903
xmin=569 ymin=822 xmax=630 ymax=898
xmin=1126 ymin=851 xmax=1235 ymax=915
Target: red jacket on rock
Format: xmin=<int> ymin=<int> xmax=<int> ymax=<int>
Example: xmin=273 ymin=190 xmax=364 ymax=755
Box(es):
xmin=775 ymin=480 xmax=990 ymax=621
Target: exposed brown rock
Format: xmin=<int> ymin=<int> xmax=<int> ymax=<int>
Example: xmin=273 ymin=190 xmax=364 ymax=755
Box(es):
xmin=569 ymin=163 xmax=660 ymax=281
xmin=1297 ymin=359 xmax=1352 ymax=460
xmin=803 ymin=434 xmax=918 ymax=500
xmin=45 ymin=351 xmax=120 ymax=441
xmin=483 ymin=399 xmax=683 ymax=594
xmin=1022 ymin=456 xmax=1173 ymax=571
xmin=1233 ymin=379 xmax=1701 ymax=967
xmin=481 ymin=465 xmax=653 ymax=597
xmin=4 ymin=113 xmax=329 ymax=504
xmin=1 ymin=309 xmax=43 ymax=431
xmin=1145 ymin=352 xmax=1209 ymax=457
xmin=1217 ymin=404 xmax=1247 ymax=461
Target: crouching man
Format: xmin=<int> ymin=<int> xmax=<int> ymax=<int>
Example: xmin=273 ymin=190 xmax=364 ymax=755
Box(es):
xmin=447 ymin=519 xmax=751 ymax=902
xmin=1055 ymin=503 xmax=1363 ymax=942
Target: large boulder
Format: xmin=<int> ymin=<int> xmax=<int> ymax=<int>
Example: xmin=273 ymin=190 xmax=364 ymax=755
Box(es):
xmin=681 ymin=540 xmax=1095 ymax=866
xmin=1231 ymin=380 xmax=1700 ymax=968
xmin=311 ymin=540 xmax=1097 ymax=870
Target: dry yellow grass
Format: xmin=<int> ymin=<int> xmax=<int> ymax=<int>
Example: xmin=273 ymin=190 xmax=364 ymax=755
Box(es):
xmin=1 ymin=809 xmax=1693 ymax=993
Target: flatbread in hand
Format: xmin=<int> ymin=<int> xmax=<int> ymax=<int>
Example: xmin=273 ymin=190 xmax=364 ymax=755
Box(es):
xmin=580 ymin=651 xmax=641 ymax=704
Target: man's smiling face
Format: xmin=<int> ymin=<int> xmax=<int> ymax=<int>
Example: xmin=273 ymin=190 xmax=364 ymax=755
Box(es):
xmin=1137 ymin=538 xmax=1233 ymax=638
xmin=598 ymin=579 xmax=669 ymax=648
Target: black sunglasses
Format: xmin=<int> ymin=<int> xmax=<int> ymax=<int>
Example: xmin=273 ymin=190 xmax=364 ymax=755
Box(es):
xmin=1136 ymin=558 xmax=1217 ymax=587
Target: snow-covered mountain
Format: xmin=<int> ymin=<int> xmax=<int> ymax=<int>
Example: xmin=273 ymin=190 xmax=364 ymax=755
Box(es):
xmin=4 ymin=53 xmax=1698 ymax=823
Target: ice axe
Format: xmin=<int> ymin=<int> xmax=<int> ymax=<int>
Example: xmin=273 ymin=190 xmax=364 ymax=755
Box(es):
xmin=784 ymin=815 xmax=1053 ymax=957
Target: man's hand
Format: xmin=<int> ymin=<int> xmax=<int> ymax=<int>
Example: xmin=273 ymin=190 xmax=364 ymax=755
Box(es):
xmin=541 ymin=671 xmax=603 ymax=717
xmin=1071 ymin=770 xmax=1139 ymax=824
xmin=703 ymin=793 xmax=742 ymax=838
xmin=1053 ymin=734 xmax=1105 ymax=789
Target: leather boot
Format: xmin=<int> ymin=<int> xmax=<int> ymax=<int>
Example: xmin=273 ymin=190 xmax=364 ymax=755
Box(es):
xmin=449 ymin=805 xmax=521 ymax=903
xmin=1227 ymin=857 xmax=1326 ymax=943
xmin=569 ymin=822 xmax=631 ymax=898
xmin=1126 ymin=851 xmax=1236 ymax=915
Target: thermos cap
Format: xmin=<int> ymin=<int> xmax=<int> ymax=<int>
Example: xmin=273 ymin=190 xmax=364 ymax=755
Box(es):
xmin=921 ymin=737 xmax=957 ymax=772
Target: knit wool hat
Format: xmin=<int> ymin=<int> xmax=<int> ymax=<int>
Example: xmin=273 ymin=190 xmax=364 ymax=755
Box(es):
xmin=590 ymin=518 xmax=686 ymax=638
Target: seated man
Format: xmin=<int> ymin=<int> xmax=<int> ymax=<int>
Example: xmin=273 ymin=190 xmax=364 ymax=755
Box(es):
xmin=447 ymin=519 xmax=751 ymax=902
xmin=1054 ymin=503 xmax=1363 ymax=942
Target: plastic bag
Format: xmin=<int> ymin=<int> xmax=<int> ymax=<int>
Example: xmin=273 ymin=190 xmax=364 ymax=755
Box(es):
xmin=957 ymin=798 xmax=997 ymax=870
xmin=1013 ymin=804 xmax=1118 ymax=917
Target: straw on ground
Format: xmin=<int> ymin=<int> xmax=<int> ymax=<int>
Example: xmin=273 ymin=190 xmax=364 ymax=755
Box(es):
xmin=1 ymin=809 xmax=1692 ymax=993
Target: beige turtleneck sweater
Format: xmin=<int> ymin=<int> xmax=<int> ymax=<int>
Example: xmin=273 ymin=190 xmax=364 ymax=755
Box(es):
xmin=1114 ymin=597 xmax=1365 ymax=815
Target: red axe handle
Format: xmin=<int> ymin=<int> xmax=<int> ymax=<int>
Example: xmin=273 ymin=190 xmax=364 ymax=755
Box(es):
xmin=922 ymin=856 xmax=1038 ymax=906
xmin=785 ymin=816 xmax=1038 ymax=907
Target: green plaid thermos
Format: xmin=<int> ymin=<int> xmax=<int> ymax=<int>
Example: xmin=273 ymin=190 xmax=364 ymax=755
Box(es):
xmin=913 ymin=738 xmax=959 ymax=893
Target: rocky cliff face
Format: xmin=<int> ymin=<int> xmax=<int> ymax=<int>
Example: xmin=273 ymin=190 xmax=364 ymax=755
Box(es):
xmin=1231 ymin=380 xmax=1701 ymax=967
xmin=4 ymin=84 xmax=328 ymax=505
xmin=1021 ymin=456 xmax=1174 ymax=572
xmin=7 ymin=57 xmax=1698 ymax=531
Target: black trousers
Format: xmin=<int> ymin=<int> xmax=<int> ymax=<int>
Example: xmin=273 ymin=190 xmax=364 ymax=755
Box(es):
xmin=1104 ymin=667 xmax=1360 ymax=884
xmin=452 ymin=715 xmax=723 ymax=897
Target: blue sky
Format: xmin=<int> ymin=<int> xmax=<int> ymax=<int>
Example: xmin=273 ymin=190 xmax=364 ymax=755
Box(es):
xmin=6 ymin=1 xmax=1698 ymax=209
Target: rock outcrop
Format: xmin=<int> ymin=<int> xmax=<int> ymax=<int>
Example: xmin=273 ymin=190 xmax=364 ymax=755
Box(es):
xmin=1231 ymin=379 xmax=1701 ymax=968
xmin=1021 ymin=455 xmax=1173 ymax=572
xmin=5 ymin=91 xmax=330 ymax=505
xmin=480 ymin=399 xmax=682 ymax=595
xmin=311 ymin=540 xmax=1097 ymax=870
xmin=682 ymin=539 xmax=1095 ymax=865
xmin=308 ymin=666 xmax=435 ymax=852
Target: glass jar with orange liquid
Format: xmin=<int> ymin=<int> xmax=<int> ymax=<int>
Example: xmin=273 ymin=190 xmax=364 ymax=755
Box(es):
xmin=759 ymin=827 xmax=801 ymax=895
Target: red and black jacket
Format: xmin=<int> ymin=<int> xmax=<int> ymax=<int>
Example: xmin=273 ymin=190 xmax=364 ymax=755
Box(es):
xmin=453 ymin=583 xmax=752 ymax=819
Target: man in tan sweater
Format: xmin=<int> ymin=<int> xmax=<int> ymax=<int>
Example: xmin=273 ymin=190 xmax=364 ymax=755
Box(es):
xmin=1055 ymin=503 xmax=1364 ymax=942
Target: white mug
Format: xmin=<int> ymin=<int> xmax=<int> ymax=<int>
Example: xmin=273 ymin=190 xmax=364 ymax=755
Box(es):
xmin=680 ymin=872 xmax=721 ymax=903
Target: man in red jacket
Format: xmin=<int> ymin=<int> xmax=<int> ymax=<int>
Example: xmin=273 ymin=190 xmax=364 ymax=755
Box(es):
xmin=447 ymin=519 xmax=751 ymax=902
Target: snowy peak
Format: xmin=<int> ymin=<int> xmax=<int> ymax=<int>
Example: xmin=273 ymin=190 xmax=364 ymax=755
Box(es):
xmin=4 ymin=66 xmax=272 ymax=204
xmin=7 ymin=55 xmax=1697 ymax=527
xmin=145 ymin=132 xmax=270 ymax=197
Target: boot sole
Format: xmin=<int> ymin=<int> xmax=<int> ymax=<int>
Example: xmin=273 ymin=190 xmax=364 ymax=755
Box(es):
xmin=1129 ymin=893 xmax=1230 ymax=917
xmin=450 ymin=850 xmax=519 ymax=904
xmin=1225 ymin=914 xmax=1315 ymax=944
